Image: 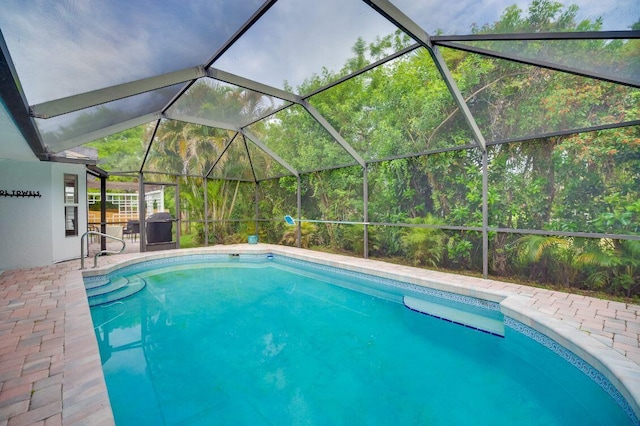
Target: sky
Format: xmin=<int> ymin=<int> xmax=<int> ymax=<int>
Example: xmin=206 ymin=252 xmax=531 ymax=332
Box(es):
xmin=215 ymin=0 xmax=639 ymax=93
xmin=0 ymin=0 xmax=637 ymax=142
xmin=392 ymin=0 xmax=638 ymax=34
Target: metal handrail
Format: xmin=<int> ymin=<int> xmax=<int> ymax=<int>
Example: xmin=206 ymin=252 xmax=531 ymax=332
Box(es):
xmin=80 ymin=231 xmax=126 ymax=270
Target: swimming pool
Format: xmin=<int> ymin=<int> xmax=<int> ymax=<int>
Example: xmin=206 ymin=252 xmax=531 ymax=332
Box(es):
xmin=87 ymin=253 xmax=638 ymax=425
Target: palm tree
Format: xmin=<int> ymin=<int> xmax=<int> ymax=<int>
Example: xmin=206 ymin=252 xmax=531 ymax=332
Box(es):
xmin=576 ymin=239 xmax=640 ymax=297
xmin=401 ymin=215 xmax=447 ymax=267
xmin=515 ymin=235 xmax=577 ymax=285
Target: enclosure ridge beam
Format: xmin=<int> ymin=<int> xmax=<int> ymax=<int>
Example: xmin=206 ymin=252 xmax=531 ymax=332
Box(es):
xmin=438 ymin=41 xmax=639 ymax=88
xmin=429 ymin=47 xmax=487 ymax=151
xmin=241 ymin=102 xmax=294 ymax=129
xmin=366 ymin=143 xmax=478 ymax=165
xmin=302 ymin=42 xmax=422 ymax=100
xmin=487 ymin=120 xmax=640 ymax=146
xmin=207 ymin=68 xmax=302 ymax=104
xmin=362 ymin=0 xmax=432 ymax=47
xmin=204 ymin=0 xmax=279 ymax=68
xmin=242 ymin=134 xmax=259 ymax=183
xmin=163 ymin=112 xmax=240 ymax=133
xmin=140 ymin=119 xmax=162 ymax=174
xmin=301 ymin=101 xmax=366 ymax=167
xmin=47 ymin=112 xmax=161 ymax=154
xmin=363 ymin=0 xmax=487 ymax=151
xmin=205 ymin=132 xmax=240 ymax=178
xmin=241 ymin=129 xmax=299 ymax=177
xmin=432 ymin=30 xmax=640 ymax=42
xmin=31 ymin=66 xmax=206 ymax=119
xmin=47 ymin=155 xmax=96 ymax=166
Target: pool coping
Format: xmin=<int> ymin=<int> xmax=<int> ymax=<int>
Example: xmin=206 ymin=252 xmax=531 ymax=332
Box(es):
xmin=81 ymin=244 xmax=640 ymax=422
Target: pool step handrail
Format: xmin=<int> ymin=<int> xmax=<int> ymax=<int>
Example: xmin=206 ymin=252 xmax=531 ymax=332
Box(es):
xmin=80 ymin=231 xmax=126 ymax=270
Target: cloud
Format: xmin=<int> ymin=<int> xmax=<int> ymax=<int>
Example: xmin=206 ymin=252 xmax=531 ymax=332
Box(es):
xmin=213 ymin=0 xmax=399 ymax=92
xmin=0 ymin=0 xmax=263 ymax=104
xmin=392 ymin=0 xmax=638 ymax=33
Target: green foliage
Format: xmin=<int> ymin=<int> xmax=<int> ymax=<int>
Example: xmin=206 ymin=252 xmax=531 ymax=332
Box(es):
xmin=178 ymin=232 xmax=201 ymax=249
xmin=280 ymin=222 xmax=318 ymax=248
xmin=576 ymin=239 xmax=640 ymax=297
xmin=447 ymin=237 xmax=474 ymax=269
xmin=88 ymin=200 xmax=119 ymax=211
xmin=401 ymin=216 xmax=447 ymax=267
xmin=368 ymin=226 xmax=403 ymax=258
xmin=515 ymin=236 xmax=640 ymax=297
xmin=515 ymin=235 xmax=578 ymax=285
xmin=85 ymin=126 xmax=146 ymax=177
xmin=337 ymin=225 xmax=367 ymax=256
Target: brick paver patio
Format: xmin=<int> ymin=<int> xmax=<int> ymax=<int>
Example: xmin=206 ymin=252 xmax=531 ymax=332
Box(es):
xmin=1 ymin=245 xmax=639 ymax=425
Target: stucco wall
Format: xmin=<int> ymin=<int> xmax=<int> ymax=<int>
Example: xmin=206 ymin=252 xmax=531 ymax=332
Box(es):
xmin=0 ymin=159 xmax=86 ymax=270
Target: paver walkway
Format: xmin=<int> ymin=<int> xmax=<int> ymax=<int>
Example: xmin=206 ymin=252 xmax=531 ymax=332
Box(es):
xmin=1 ymin=245 xmax=639 ymax=425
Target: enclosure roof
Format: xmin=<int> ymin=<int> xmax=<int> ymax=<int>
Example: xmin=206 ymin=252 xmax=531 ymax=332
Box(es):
xmin=0 ymin=0 xmax=638 ymax=180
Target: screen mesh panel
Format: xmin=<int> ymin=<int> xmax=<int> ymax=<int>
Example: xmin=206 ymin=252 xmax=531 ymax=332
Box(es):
xmin=309 ymin=48 xmax=477 ymax=160
xmin=0 ymin=0 xmax=264 ymax=104
xmin=247 ymin=104 xmax=358 ymax=172
xmin=214 ymin=0 xmax=404 ymax=93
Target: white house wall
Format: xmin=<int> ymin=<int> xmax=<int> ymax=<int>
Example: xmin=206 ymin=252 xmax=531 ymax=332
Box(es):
xmin=0 ymin=159 xmax=86 ymax=270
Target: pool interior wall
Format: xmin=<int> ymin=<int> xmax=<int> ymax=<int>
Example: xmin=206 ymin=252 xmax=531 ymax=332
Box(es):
xmin=82 ymin=245 xmax=640 ymax=424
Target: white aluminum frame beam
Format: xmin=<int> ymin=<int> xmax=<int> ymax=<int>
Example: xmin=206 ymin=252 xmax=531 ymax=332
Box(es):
xmin=437 ymin=40 xmax=639 ymax=88
xmin=302 ymin=101 xmax=366 ymax=168
xmin=429 ymin=46 xmax=487 ymax=151
xmin=363 ymin=0 xmax=487 ymax=151
xmin=364 ymin=0 xmax=431 ymax=46
xmin=243 ymin=134 xmax=259 ymax=183
xmin=205 ymin=132 xmax=240 ymax=178
xmin=241 ymin=101 xmax=294 ymax=128
xmin=207 ymin=69 xmax=301 ymax=104
xmin=47 ymin=113 xmax=160 ymax=153
xmin=139 ymin=119 xmax=161 ymax=173
xmin=433 ymin=30 xmax=639 ymax=41
xmin=163 ymin=112 xmax=240 ymax=133
xmin=31 ymin=66 xmax=205 ymax=119
xmin=241 ymin=129 xmax=299 ymax=177
xmin=204 ymin=0 xmax=279 ymax=68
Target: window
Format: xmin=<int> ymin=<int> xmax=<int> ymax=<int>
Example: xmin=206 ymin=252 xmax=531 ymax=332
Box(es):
xmin=64 ymin=174 xmax=78 ymax=236
xmin=64 ymin=174 xmax=77 ymax=203
xmin=65 ymin=206 xmax=77 ymax=236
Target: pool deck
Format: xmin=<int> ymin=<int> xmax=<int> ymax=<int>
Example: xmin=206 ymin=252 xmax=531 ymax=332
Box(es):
xmin=1 ymin=244 xmax=639 ymax=425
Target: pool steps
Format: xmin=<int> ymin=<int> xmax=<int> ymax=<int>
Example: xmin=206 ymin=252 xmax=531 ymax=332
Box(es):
xmin=86 ymin=275 xmax=146 ymax=307
xmin=404 ymin=295 xmax=505 ymax=337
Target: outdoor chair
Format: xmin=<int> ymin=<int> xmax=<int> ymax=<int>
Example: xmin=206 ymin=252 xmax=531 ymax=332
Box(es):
xmin=123 ymin=220 xmax=140 ymax=241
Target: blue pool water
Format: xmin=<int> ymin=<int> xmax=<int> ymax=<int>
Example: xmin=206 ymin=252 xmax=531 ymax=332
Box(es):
xmin=90 ymin=255 xmax=634 ymax=425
